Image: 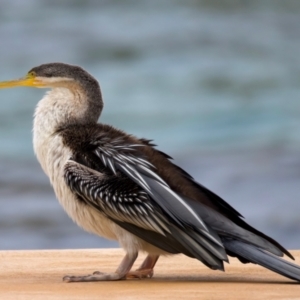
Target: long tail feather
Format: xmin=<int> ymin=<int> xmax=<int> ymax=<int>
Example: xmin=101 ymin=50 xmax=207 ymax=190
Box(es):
xmin=222 ymin=238 xmax=300 ymax=282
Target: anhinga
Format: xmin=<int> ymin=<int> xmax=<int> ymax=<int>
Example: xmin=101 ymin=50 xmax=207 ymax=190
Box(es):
xmin=0 ymin=62 xmax=299 ymax=282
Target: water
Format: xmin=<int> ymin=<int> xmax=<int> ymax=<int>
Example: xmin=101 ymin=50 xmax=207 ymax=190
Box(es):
xmin=0 ymin=0 xmax=300 ymax=250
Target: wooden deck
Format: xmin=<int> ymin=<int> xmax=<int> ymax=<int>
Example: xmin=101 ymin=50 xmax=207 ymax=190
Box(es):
xmin=0 ymin=249 xmax=299 ymax=299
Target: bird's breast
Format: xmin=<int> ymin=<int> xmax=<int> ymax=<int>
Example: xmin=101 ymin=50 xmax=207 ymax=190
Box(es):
xmin=33 ymin=122 xmax=119 ymax=241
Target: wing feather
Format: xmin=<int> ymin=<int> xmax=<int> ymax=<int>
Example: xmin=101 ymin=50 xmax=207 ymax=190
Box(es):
xmin=64 ymin=160 xmax=169 ymax=236
xmin=91 ymin=142 xmax=213 ymax=238
xmin=63 ymin=137 xmax=228 ymax=268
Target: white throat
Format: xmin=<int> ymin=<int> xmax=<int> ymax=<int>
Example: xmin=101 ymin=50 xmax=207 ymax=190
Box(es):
xmin=33 ymin=87 xmax=87 ymax=175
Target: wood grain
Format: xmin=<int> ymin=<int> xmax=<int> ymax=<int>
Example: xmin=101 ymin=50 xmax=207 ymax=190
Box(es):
xmin=0 ymin=249 xmax=299 ymax=299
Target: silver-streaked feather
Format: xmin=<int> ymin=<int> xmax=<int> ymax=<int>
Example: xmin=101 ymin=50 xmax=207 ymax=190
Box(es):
xmin=91 ymin=141 xmax=212 ymax=238
xmin=63 ymin=137 xmax=227 ymax=266
xmin=64 ymin=160 xmax=169 ymax=236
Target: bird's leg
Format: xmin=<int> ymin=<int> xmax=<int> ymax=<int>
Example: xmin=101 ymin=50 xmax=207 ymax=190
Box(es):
xmin=63 ymin=252 xmax=138 ymax=282
xmin=127 ymin=254 xmax=159 ymax=279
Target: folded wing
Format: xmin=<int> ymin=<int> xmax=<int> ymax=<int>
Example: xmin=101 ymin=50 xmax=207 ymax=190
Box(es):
xmin=63 ymin=138 xmax=227 ymax=270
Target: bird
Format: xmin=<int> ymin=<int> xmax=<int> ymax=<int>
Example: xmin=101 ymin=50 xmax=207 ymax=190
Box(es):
xmin=0 ymin=62 xmax=300 ymax=283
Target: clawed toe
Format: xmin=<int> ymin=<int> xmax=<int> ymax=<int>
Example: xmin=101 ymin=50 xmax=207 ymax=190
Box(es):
xmin=63 ymin=272 xmax=125 ymax=282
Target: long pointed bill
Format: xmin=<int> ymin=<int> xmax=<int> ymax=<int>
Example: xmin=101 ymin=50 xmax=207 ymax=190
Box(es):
xmin=0 ymin=76 xmax=44 ymax=89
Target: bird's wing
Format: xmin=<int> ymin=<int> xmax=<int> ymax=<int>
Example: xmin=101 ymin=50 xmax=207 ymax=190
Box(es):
xmin=151 ymin=148 xmax=293 ymax=260
xmin=180 ymin=173 xmax=293 ymax=259
xmin=63 ymin=139 xmax=227 ymax=269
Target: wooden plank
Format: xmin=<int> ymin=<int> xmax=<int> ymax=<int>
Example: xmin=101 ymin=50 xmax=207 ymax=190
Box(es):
xmin=0 ymin=249 xmax=299 ymax=299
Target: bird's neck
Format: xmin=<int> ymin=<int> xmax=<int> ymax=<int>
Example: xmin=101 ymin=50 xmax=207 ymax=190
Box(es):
xmin=33 ymin=87 xmax=102 ymax=172
xmin=34 ymin=87 xmax=102 ymax=133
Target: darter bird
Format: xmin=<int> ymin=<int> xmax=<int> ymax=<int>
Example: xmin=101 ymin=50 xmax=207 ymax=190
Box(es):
xmin=0 ymin=62 xmax=299 ymax=282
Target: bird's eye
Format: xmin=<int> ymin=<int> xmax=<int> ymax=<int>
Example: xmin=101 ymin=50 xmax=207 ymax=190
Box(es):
xmin=27 ymin=71 xmax=36 ymax=78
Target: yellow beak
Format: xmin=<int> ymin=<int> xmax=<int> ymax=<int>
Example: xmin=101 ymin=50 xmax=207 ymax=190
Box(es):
xmin=0 ymin=75 xmax=44 ymax=89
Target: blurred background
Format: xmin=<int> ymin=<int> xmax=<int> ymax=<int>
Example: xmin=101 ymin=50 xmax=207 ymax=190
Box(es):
xmin=0 ymin=0 xmax=300 ymax=250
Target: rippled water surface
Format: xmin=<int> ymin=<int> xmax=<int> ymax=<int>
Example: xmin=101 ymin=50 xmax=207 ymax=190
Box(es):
xmin=0 ymin=0 xmax=300 ymax=250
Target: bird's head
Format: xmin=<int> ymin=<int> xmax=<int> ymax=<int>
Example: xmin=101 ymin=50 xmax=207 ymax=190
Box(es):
xmin=0 ymin=63 xmax=103 ymax=122
xmin=0 ymin=62 xmax=99 ymax=91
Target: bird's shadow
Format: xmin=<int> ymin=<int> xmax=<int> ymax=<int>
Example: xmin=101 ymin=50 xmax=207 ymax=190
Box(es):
xmin=123 ymin=275 xmax=299 ymax=285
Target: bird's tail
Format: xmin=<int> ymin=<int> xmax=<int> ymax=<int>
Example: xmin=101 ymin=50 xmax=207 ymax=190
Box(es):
xmin=222 ymin=237 xmax=300 ymax=282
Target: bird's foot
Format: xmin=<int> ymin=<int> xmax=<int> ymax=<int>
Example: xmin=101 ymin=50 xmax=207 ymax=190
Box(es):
xmin=63 ymin=271 xmax=125 ymax=282
xmin=126 ymin=268 xmax=154 ymax=279
xmin=125 ymin=254 xmax=159 ymax=279
xmin=63 ymin=252 xmax=139 ymax=283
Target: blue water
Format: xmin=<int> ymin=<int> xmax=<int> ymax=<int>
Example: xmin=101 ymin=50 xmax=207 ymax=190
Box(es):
xmin=0 ymin=0 xmax=300 ymax=250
